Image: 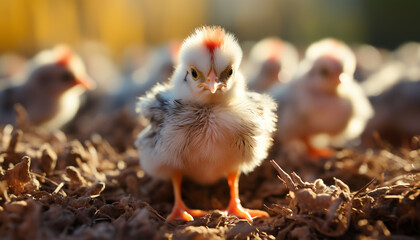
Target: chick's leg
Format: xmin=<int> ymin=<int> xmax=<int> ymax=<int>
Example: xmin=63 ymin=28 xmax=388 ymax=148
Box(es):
xmin=225 ymin=170 xmax=269 ymax=221
xmin=167 ymin=173 xmax=208 ymax=221
xmin=302 ymin=136 xmax=334 ymax=159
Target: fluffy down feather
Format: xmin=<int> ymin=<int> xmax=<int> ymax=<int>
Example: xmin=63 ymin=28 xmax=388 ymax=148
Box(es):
xmin=136 ymin=26 xmax=276 ymax=221
xmin=273 ymin=38 xmax=373 ymax=153
xmin=136 ymin=82 xmax=276 ymax=183
xmin=136 ymin=26 xmax=277 ymax=185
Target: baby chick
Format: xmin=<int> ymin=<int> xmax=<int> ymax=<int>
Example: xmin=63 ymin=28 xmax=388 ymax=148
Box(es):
xmin=361 ymin=42 xmax=420 ymax=97
xmin=245 ymin=37 xmax=299 ymax=93
xmin=363 ymin=79 xmax=420 ymax=146
xmin=0 ymin=45 xmax=95 ymax=130
xmin=135 ymin=26 xmax=277 ymax=221
xmin=273 ymin=38 xmax=373 ymax=159
xmin=361 ymin=42 xmax=420 ymax=146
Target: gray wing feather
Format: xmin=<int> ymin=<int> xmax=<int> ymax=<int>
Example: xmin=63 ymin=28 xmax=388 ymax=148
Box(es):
xmin=136 ymin=83 xmax=172 ymax=126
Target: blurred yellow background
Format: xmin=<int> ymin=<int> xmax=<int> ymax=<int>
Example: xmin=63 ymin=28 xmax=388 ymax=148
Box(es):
xmin=0 ymin=0 xmax=419 ymax=59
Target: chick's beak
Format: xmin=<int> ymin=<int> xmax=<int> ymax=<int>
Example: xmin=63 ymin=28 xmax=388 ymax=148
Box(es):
xmin=338 ymin=72 xmax=352 ymax=85
xmin=207 ymin=68 xmax=220 ymax=94
xmin=332 ymin=64 xmax=344 ymax=86
xmin=332 ymin=72 xmax=341 ymax=85
xmin=76 ymin=75 xmax=96 ymax=90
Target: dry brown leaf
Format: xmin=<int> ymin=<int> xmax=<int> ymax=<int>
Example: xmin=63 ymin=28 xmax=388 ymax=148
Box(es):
xmin=65 ymin=166 xmax=87 ymax=186
xmin=38 ymin=143 xmax=57 ymax=175
xmin=2 ymin=156 xmax=34 ymax=195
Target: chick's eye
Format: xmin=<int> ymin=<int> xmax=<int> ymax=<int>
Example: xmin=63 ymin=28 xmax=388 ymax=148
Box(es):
xmin=61 ymin=72 xmax=75 ymax=83
xmin=319 ymin=68 xmax=329 ymax=77
xmin=190 ymin=67 xmax=199 ymax=80
xmin=220 ymin=66 xmax=233 ymax=81
xmin=227 ymin=68 xmax=233 ymax=77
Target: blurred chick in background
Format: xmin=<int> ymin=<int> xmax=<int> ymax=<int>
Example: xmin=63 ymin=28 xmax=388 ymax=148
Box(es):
xmin=65 ymin=42 xmax=180 ymax=151
xmin=273 ymin=38 xmax=373 ymax=159
xmin=361 ymin=42 xmax=420 ymax=146
xmin=62 ymin=41 xmax=125 ymax=141
xmin=135 ymin=26 xmax=277 ymax=221
xmin=353 ymin=44 xmax=389 ymax=83
xmin=244 ymin=37 xmax=299 ymax=93
xmin=361 ymin=42 xmax=420 ymax=97
xmin=0 ymin=45 xmax=95 ymax=131
xmin=363 ymin=79 xmax=420 ymax=146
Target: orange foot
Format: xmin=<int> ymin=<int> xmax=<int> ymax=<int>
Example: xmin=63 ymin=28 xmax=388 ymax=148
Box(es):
xmin=167 ymin=173 xmax=208 ymax=221
xmin=226 ymin=171 xmax=269 ymax=222
xmin=307 ymin=147 xmax=334 ymax=160
xmin=225 ymin=201 xmax=269 ymax=221
xmin=167 ymin=202 xmax=208 ymax=221
xmin=302 ymin=137 xmax=334 ymax=160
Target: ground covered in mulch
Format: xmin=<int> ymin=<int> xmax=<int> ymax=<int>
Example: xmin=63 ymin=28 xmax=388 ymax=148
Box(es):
xmin=0 ymin=114 xmax=419 ymax=240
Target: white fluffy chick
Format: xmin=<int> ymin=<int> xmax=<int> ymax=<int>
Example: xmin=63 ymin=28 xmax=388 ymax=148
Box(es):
xmin=245 ymin=37 xmax=299 ymax=93
xmin=0 ymin=45 xmax=95 ymax=130
xmin=361 ymin=42 xmax=420 ymax=97
xmin=353 ymin=44 xmax=388 ymax=82
xmin=135 ymin=26 xmax=277 ymax=221
xmin=361 ymin=43 xmax=420 ymax=145
xmin=363 ymin=78 xmax=420 ymax=146
xmin=273 ymin=38 xmax=373 ymax=159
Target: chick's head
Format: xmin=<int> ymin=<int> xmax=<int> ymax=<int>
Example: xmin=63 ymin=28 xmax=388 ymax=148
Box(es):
xmin=304 ymin=38 xmax=356 ymax=94
xmin=307 ymin=55 xmax=344 ymax=94
xmin=28 ymin=45 xmax=95 ymax=97
xmin=172 ymin=26 xmax=245 ymax=104
xmin=249 ymin=37 xmax=299 ymax=84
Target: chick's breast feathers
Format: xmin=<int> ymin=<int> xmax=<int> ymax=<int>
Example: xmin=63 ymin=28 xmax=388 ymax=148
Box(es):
xmin=135 ymin=83 xmax=276 ymax=184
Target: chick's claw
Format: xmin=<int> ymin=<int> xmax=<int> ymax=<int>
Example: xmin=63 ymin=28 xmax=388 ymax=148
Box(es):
xmin=245 ymin=208 xmax=270 ymax=219
xmin=226 ymin=203 xmax=252 ymax=221
xmin=225 ymin=204 xmax=269 ymax=222
xmin=308 ymin=147 xmax=334 ymax=160
xmin=167 ymin=204 xmax=208 ymax=221
xmin=167 ymin=209 xmax=194 ymax=221
xmin=302 ymin=137 xmax=334 ymax=160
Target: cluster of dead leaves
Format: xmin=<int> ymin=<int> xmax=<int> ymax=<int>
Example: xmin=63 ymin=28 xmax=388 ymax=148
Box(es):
xmin=0 ymin=124 xmax=159 ymax=240
xmin=0 ymin=119 xmax=419 ymax=239
xmin=263 ymin=146 xmax=420 ymax=240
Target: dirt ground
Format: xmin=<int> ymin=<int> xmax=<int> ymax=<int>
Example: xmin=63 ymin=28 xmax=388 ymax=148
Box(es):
xmin=0 ymin=110 xmax=419 ymax=240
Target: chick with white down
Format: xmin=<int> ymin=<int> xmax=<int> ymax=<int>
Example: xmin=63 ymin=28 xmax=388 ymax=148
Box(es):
xmin=0 ymin=45 xmax=95 ymax=131
xmin=135 ymin=26 xmax=276 ymax=221
xmin=272 ymin=38 xmax=373 ymax=159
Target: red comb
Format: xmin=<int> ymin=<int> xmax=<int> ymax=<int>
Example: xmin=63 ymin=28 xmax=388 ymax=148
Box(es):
xmin=169 ymin=41 xmax=181 ymax=61
xmin=55 ymin=45 xmax=73 ymax=67
xmin=202 ymin=26 xmax=225 ymax=54
xmin=267 ymin=39 xmax=285 ymax=61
